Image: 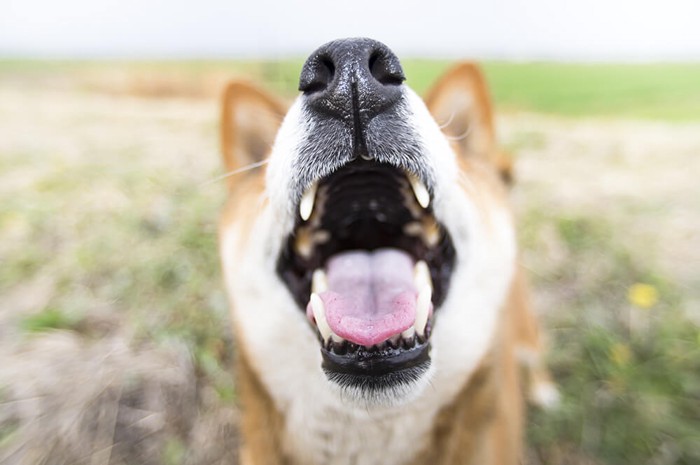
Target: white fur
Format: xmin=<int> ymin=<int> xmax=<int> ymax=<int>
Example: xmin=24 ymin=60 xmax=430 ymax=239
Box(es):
xmin=221 ymin=87 xmax=516 ymax=465
xmin=265 ymin=98 xmax=307 ymax=222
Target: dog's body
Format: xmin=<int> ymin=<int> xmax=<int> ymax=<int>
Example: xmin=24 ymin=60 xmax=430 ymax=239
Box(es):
xmin=218 ymin=39 xmax=555 ymax=465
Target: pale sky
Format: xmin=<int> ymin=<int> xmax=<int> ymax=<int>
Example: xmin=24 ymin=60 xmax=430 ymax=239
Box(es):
xmin=1 ymin=0 xmax=699 ymax=60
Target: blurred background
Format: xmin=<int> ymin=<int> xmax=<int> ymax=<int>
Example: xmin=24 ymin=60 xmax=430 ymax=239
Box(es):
xmin=1 ymin=1 xmax=699 ymax=464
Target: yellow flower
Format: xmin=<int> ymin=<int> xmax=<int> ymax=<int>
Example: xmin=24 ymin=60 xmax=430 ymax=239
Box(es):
xmin=627 ymin=283 xmax=659 ymax=309
xmin=610 ymin=343 xmax=632 ymax=366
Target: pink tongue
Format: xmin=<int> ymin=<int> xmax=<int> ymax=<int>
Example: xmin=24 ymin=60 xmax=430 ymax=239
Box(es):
xmin=316 ymin=248 xmax=417 ymax=346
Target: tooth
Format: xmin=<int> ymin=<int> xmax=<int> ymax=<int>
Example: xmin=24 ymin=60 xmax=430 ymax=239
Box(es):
xmin=423 ymin=218 xmax=440 ymax=247
xmin=401 ymin=326 xmax=416 ymax=340
xmin=415 ymin=285 xmax=432 ymax=337
xmin=310 ymin=293 xmax=331 ymax=341
xmin=294 ymin=228 xmax=330 ymax=259
xmin=294 ymin=228 xmax=313 ymax=259
xmin=299 ymin=182 xmax=318 ymax=221
xmin=310 ymin=293 xmax=343 ymax=343
xmin=389 ymin=334 xmax=401 ymax=346
xmin=403 ymin=221 xmax=423 ymax=237
xmin=313 ymin=230 xmax=330 ymax=244
xmin=408 ymin=174 xmax=430 ymax=209
xmin=312 ymin=269 xmax=328 ymax=293
xmin=413 ymin=260 xmax=432 ymax=290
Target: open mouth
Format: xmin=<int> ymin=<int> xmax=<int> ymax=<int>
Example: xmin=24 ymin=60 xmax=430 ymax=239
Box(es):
xmin=277 ymin=159 xmax=456 ymax=390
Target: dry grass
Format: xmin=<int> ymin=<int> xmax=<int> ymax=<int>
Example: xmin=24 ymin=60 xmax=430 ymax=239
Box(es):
xmin=1 ymin=65 xmax=698 ymax=464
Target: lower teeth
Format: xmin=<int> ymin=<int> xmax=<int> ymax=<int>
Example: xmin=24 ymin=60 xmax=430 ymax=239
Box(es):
xmin=326 ymin=331 xmax=424 ymax=354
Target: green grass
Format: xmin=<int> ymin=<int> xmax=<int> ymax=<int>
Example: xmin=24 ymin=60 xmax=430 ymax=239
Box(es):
xmin=482 ymin=63 xmax=700 ymax=120
xmin=2 ymin=59 xmax=699 ymax=120
xmin=0 ymin=100 xmax=235 ymax=403
xmin=521 ymin=211 xmax=700 ymax=464
xmin=20 ymin=307 xmax=83 ymax=333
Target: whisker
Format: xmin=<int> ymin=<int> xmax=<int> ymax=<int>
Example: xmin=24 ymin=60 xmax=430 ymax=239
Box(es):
xmin=437 ymin=111 xmax=456 ymax=129
xmin=457 ymin=171 xmax=476 ymax=194
xmin=444 ymin=126 xmax=472 ymax=141
xmin=200 ymin=158 xmax=270 ymax=187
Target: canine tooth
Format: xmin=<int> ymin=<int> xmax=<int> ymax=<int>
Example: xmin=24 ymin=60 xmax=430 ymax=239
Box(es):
xmin=310 ymin=293 xmax=343 ymax=343
xmin=401 ymin=326 xmax=416 ymax=340
xmin=310 ymin=293 xmax=331 ymax=341
xmin=408 ymin=174 xmax=430 ymax=209
xmin=413 ymin=260 xmax=432 ymax=290
xmin=299 ymin=182 xmax=318 ymax=221
xmin=312 ymin=269 xmax=328 ymax=293
xmin=415 ymin=285 xmax=432 ymax=337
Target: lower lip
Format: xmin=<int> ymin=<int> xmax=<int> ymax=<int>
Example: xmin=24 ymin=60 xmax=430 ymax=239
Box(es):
xmin=320 ymin=340 xmax=431 ymax=378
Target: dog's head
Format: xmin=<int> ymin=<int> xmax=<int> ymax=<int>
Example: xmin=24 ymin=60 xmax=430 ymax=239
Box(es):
xmin=219 ymin=38 xmax=516 ymax=407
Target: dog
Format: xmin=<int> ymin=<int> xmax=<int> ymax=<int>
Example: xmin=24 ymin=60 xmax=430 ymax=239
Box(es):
xmin=218 ymin=38 xmax=556 ymax=465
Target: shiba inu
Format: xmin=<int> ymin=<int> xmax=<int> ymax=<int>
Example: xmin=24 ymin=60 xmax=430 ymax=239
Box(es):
xmin=218 ymin=38 xmax=556 ymax=465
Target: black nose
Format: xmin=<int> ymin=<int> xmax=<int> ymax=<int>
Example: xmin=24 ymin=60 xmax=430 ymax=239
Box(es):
xmin=299 ymin=38 xmax=405 ymax=126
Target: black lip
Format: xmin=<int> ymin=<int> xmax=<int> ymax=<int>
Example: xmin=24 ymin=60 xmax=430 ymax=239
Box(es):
xmin=321 ymin=341 xmax=431 ymax=391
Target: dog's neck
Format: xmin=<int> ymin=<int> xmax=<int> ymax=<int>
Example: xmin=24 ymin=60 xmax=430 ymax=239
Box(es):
xmin=285 ymin=395 xmax=437 ymax=465
xmin=236 ymin=346 xmax=440 ymax=465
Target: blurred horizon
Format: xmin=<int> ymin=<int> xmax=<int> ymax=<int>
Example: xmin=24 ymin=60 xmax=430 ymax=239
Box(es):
xmin=2 ymin=0 xmax=700 ymax=61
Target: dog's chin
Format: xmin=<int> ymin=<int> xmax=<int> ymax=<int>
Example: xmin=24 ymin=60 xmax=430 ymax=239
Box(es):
xmin=325 ymin=357 xmax=434 ymax=408
xmin=322 ymin=339 xmax=433 ymax=406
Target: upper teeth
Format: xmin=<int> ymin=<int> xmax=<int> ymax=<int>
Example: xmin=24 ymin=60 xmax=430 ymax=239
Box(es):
xmin=299 ymin=182 xmax=318 ymax=221
xmin=408 ymin=174 xmax=430 ymax=209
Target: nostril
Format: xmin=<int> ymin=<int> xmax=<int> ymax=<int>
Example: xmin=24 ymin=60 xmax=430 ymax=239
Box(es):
xmin=368 ymin=50 xmax=405 ymax=86
xmin=299 ymin=56 xmax=335 ymax=94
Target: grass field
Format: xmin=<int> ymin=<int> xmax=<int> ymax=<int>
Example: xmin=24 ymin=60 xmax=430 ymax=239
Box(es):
xmin=0 ymin=60 xmax=699 ymax=464
xmin=2 ymin=59 xmax=700 ymax=119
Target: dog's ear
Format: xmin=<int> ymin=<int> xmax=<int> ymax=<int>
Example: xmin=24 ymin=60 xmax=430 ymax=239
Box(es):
xmin=220 ymin=81 xmax=286 ymax=185
xmin=425 ymin=63 xmax=513 ymax=184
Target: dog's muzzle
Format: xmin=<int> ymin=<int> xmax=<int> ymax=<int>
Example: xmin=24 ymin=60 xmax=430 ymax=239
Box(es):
xmin=277 ymin=38 xmax=456 ymax=393
xmin=299 ymin=37 xmax=405 ymax=160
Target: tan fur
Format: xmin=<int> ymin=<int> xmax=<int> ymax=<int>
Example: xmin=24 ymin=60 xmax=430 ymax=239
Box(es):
xmin=219 ymin=63 xmax=553 ymax=464
xmin=219 ymin=81 xmax=286 ymax=189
